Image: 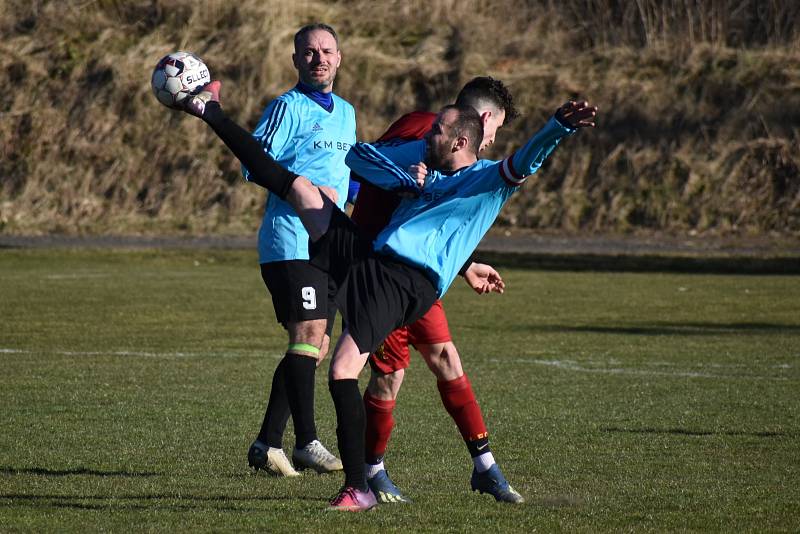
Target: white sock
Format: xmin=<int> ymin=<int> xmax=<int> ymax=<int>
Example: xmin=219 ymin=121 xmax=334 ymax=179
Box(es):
xmin=365 ymin=461 xmax=385 ymax=479
xmin=473 ymin=452 xmax=495 ymax=473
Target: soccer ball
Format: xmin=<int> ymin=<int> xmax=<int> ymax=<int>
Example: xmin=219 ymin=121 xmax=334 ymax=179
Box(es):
xmin=150 ymin=51 xmax=211 ymax=109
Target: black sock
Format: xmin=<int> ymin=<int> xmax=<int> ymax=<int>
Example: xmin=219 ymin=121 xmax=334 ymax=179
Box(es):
xmin=201 ymin=102 xmax=297 ymax=199
xmin=282 ymin=353 xmax=318 ymax=449
xmin=329 ymin=378 xmax=367 ymax=491
xmin=466 ymin=437 xmax=491 ymax=458
xmin=257 ymin=357 xmax=291 ymax=448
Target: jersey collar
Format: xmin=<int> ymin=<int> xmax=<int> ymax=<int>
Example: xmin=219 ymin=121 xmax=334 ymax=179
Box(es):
xmin=296 ymin=82 xmax=334 ymax=112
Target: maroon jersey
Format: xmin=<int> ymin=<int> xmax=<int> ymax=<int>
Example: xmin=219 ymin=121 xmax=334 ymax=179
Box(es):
xmin=350 ymin=111 xmax=436 ymax=240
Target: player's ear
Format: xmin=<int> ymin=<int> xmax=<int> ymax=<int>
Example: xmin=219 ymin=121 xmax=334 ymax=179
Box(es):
xmin=452 ymin=135 xmax=469 ymax=153
xmin=335 ymin=50 xmax=342 ymax=68
xmin=480 ymin=110 xmax=492 ymax=126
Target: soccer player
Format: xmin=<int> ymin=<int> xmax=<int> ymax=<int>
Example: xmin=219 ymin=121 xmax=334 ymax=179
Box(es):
xmin=351 ymin=77 xmax=525 ymax=503
xmin=244 ymin=23 xmax=350 ymax=477
xmin=181 ymin=80 xmax=596 ymax=510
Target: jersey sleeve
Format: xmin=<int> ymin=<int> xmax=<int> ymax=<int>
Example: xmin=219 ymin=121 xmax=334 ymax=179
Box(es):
xmin=371 ymin=138 xmax=426 ymax=170
xmin=497 ymin=116 xmax=575 ymax=187
xmin=345 ymin=141 xmax=422 ymax=194
xmin=242 ymin=98 xmax=295 ymax=182
xmin=349 ymin=113 xmax=429 ymax=191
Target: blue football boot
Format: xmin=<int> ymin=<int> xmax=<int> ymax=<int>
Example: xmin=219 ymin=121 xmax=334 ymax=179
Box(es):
xmin=470 ymin=464 xmax=524 ymax=503
xmin=367 ymin=470 xmax=412 ymax=503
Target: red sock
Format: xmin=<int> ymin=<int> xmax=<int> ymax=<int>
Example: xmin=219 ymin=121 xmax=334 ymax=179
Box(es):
xmin=363 ymin=390 xmax=396 ymax=463
xmin=437 ymin=374 xmax=488 ymax=442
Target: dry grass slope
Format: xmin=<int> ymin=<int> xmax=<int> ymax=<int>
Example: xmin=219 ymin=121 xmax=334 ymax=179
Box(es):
xmin=1 ymin=0 xmax=798 ymax=236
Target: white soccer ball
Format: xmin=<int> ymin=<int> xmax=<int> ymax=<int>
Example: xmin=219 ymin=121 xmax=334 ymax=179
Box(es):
xmin=151 ymin=51 xmax=211 ymax=109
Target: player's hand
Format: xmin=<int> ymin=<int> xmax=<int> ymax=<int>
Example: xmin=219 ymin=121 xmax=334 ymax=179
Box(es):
xmin=318 ymin=185 xmax=338 ymax=203
xmin=408 ymin=162 xmax=428 ymax=189
xmin=463 ymin=262 xmax=505 ymax=295
xmin=555 ymin=100 xmax=597 ymax=128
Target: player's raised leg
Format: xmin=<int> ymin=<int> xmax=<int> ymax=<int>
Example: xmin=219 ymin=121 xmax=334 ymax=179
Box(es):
xmin=184 ymin=81 xmax=343 ymax=477
xmin=183 ymin=81 xmax=335 ymax=242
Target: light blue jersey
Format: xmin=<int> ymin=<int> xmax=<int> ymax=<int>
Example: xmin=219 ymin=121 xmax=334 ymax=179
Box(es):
xmin=345 ymin=116 xmax=574 ymax=297
xmin=244 ymin=86 xmax=356 ymax=263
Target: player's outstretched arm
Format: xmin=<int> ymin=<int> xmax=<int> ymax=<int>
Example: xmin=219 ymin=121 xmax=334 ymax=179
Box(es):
xmin=463 ymin=262 xmax=505 ymax=295
xmin=554 ymin=100 xmax=597 ymax=129
xmin=504 ymin=98 xmax=598 ymax=182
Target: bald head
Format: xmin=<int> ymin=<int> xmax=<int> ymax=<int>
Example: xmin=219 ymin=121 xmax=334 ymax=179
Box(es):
xmin=423 ymin=105 xmax=483 ymax=170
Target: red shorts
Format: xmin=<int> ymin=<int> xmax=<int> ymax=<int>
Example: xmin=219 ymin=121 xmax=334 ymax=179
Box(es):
xmin=368 ymin=299 xmax=451 ymax=375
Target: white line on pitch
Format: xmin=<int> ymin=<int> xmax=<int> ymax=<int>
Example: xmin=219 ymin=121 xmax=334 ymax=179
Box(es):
xmin=0 ymin=348 xmax=282 ymax=359
xmin=491 ymin=358 xmax=792 ymax=381
xmin=44 ymin=273 xmax=112 ymax=280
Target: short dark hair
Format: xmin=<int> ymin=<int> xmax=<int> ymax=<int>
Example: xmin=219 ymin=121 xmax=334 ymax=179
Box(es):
xmin=294 ymin=23 xmax=339 ymax=50
xmin=440 ymin=104 xmax=484 ymax=155
xmin=455 ymin=77 xmax=519 ymax=123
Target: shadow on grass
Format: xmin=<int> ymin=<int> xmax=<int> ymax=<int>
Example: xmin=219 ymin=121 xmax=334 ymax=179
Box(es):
xmin=1 ymin=467 xmax=329 ymax=512
xmin=0 ymin=466 xmax=158 ymax=477
xmin=479 ymin=251 xmax=800 ymax=274
xmin=476 ymin=321 xmax=800 ymax=336
xmin=0 ymin=492 xmax=321 ymax=512
xmin=601 ymin=427 xmax=787 ymax=438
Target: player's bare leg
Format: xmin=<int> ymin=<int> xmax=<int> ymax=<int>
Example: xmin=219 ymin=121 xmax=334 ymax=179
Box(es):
xmin=419 ymin=341 xmax=523 ymax=503
xmin=367 ymin=369 xmax=404 ymax=401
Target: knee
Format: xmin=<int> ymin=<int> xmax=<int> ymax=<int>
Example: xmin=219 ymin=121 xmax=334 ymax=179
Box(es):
xmin=367 ymin=368 xmax=405 ymax=400
xmin=328 ymin=360 xmax=347 ymax=381
xmin=328 ymin=349 xmax=367 ymax=382
xmin=426 ymin=342 xmax=459 ymax=367
xmin=287 ymin=320 xmax=327 ymax=357
xmin=422 ymin=342 xmax=463 ymax=381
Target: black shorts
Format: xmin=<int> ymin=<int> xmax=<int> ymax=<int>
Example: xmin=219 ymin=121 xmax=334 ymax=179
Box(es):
xmin=310 ymin=209 xmax=438 ymax=354
xmin=260 ymin=260 xmax=337 ymax=337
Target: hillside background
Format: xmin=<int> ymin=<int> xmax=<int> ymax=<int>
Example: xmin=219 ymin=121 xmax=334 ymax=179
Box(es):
xmin=1 ymin=0 xmax=799 ymax=238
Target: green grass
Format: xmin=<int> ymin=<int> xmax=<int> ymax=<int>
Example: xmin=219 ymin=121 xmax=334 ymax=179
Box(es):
xmin=1 ymin=248 xmax=798 ymax=532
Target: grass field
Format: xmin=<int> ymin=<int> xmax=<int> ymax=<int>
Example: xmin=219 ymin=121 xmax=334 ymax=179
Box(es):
xmin=1 ymin=248 xmax=798 ymax=532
